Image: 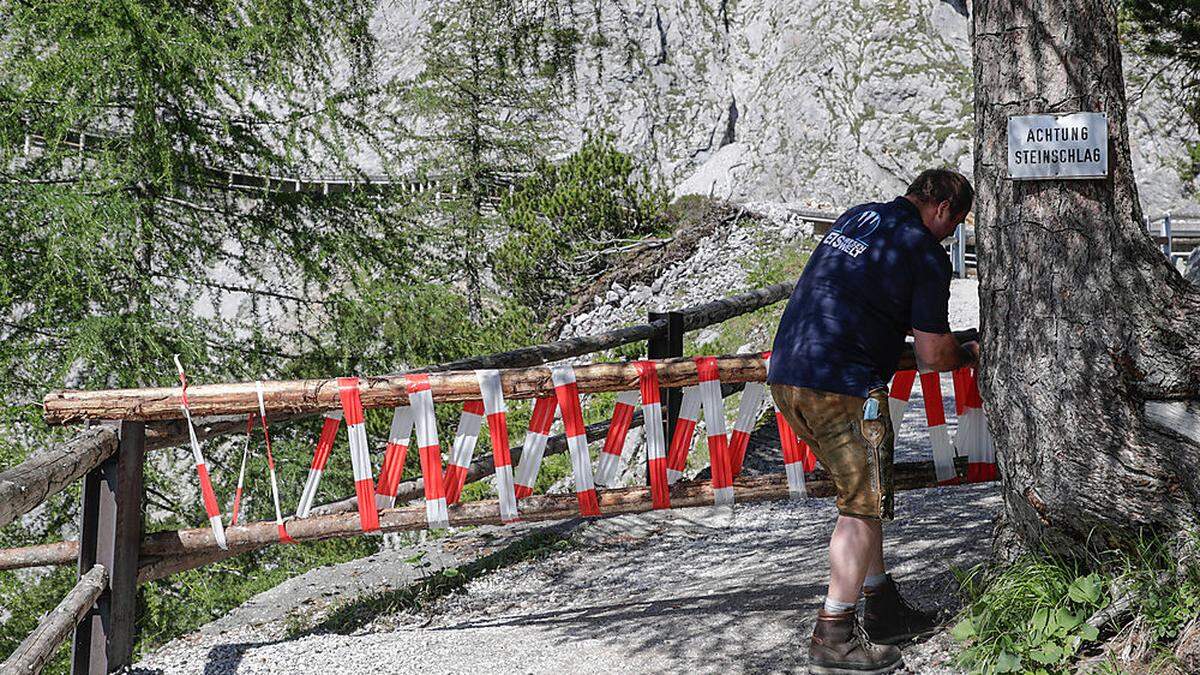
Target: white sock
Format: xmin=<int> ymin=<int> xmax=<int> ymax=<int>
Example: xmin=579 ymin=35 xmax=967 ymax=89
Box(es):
xmin=863 ymin=573 xmax=888 ymax=590
xmin=824 ymin=597 xmax=857 ymax=613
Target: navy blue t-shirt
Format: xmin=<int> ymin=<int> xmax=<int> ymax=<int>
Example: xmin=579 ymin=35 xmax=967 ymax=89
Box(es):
xmin=768 ymin=197 xmax=952 ymax=397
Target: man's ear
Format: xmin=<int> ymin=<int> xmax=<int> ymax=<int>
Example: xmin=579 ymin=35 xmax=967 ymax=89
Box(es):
xmin=937 ymin=200 xmax=952 ymax=223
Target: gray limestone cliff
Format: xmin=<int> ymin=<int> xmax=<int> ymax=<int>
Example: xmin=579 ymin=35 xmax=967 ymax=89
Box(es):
xmin=370 ymin=0 xmax=1198 ymax=214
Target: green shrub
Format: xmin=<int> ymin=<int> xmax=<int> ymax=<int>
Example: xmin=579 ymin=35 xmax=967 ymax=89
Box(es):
xmin=494 ymin=133 xmax=669 ymax=320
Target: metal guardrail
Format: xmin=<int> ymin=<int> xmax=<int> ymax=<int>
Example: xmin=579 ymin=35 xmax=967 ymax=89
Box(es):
xmin=1145 ymin=212 xmax=1198 ymax=265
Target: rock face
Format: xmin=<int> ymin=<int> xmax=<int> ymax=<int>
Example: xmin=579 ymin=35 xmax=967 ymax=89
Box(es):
xmin=371 ymin=0 xmax=1200 ymax=214
xmin=1187 ymin=246 xmax=1200 ymax=286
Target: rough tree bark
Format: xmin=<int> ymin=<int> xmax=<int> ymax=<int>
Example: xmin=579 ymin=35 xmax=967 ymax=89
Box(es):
xmin=974 ymin=0 xmax=1200 ymax=553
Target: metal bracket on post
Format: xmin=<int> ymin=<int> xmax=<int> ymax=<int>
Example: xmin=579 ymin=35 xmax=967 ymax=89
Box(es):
xmin=953 ymin=223 xmax=968 ymax=279
xmin=647 ymin=311 xmax=685 ymax=462
xmin=72 ymin=421 xmax=144 ymax=675
xmin=1163 ymin=212 xmax=1173 ymax=259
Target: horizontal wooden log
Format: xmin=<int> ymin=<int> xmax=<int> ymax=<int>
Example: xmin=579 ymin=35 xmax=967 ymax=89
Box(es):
xmin=0 ymin=458 xmax=969 ymax=571
xmin=138 ymin=411 xmax=646 ymax=581
xmin=0 ymin=426 xmax=118 ymax=529
xmin=44 ymin=328 xmax=976 ymax=426
xmin=44 ymin=354 xmax=767 ymax=425
xmin=1 ymin=564 xmax=107 ymax=675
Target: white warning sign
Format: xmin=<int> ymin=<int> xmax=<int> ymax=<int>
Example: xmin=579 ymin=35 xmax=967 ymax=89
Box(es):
xmin=1007 ymin=112 xmax=1108 ymax=180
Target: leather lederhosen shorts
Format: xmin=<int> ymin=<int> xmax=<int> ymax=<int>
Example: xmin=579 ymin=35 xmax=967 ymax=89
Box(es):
xmin=770 ymin=384 xmax=895 ymax=520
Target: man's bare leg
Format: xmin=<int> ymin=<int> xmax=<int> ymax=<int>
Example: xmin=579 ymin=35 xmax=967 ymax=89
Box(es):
xmin=826 ymin=515 xmax=883 ymax=606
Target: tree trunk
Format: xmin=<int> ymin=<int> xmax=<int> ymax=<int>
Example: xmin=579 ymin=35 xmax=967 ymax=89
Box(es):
xmin=974 ymin=0 xmax=1200 ymax=554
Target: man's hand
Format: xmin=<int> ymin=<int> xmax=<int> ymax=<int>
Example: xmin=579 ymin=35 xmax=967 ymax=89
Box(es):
xmin=962 ymin=340 xmax=980 ymax=367
xmin=913 ymin=329 xmax=978 ymax=372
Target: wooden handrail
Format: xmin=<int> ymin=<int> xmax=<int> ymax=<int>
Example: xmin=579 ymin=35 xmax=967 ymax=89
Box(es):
xmin=0 ymin=564 xmax=107 ymax=674
xmin=0 ymin=458 xmax=965 ymax=572
xmin=44 ymin=282 xmax=800 ymax=425
xmin=44 ymin=354 xmax=769 ymax=424
xmin=43 ymin=327 xmax=975 ymax=425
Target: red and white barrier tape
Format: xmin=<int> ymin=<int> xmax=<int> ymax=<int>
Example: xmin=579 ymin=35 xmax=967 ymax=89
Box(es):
xmin=173 ymin=356 xmax=228 ymax=550
xmin=376 ymin=405 xmax=414 ymax=509
xmin=764 ymin=351 xmax=811 ymax=498
xmin=550 ymin=365 xmax=601 ymax=517
xmin=665 ymin=385 xmax=702 ymax=484
xmin=444 ymin=400 xmax=484 ymax=505
xmin=729 ymin=375 xmax=767 ymax=479
xmin=958 ymin=368 xmax=997 ymax=482
xmin=634 ymin=361 xmax=671 ymax=509
xmin=919 ymin=371 xmax=959 ymax=485
xmin=889 ymin=370 xmax=917 ymax=432
xmin=594 ymin=390 xmax=639 ymax=487
xmin=296 ymin=410 xmax=342 ymax=519
xmin=477 ymin=370 xmax=519 ymax=523
xmin=695 ymin=356 xmax=733 ymax=506
xmin=337 ymin=377 xmax=380 ymax=532
xmin=406 ymin=374 xmax=450 ymax=529
xmin=255 ymin=382 xmax=295 ymax=543
xmin=230 ymin=414 xmax=254 ymax=526
xmin=514 ymin=396 xmax=557 ymax=499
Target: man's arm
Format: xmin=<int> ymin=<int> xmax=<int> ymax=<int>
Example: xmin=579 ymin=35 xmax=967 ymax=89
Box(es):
xmin=912 ymin=329 xmax=979 ymax=372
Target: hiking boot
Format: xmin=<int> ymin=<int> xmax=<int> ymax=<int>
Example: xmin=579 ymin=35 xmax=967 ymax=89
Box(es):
xmin=863 ymin=574 xmax=939 ymax=645
xmin=809 ymin=608 xmax=903 ymax=674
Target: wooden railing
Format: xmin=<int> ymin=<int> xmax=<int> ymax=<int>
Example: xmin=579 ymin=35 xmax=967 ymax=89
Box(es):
xmin=0 ymin=271 xmax=974 ymax=674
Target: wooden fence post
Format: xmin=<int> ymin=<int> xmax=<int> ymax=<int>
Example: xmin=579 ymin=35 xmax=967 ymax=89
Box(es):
xmin=71 ymin=421 xmax=144 ymax=674
xmin=647 ymin=310 xmax=685 ymax=466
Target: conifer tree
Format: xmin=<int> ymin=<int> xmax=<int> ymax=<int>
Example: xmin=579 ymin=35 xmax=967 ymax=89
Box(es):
xmin=402 ymin=0 xmax=578 ymax=320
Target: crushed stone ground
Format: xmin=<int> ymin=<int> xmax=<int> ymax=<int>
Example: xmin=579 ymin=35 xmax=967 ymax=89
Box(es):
xmin=135 ymin=484 xmax=998 ymax=675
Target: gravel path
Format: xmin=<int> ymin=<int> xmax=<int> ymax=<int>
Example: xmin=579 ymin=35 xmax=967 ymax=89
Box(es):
xmin=135 ymin=483 xmax=999 ymax=675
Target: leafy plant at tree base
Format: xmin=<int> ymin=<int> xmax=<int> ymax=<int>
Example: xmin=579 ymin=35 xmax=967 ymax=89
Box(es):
xmin=952 ymin=556 xmax=1108 ymax=674
xmin=953 ymin=534 xmax=1200 ymax=673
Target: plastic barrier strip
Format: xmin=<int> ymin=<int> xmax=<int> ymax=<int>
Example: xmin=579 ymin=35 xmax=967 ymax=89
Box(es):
xmin=550 ymin=365 xmax=601 ymax=517
xmin=962 ymin=368 xmax=998 ymax=482
xmin=230 ymin=414 xmax=254 ymax=526
xmin=764 ymin=350 xmax=813 ymax=496
xmin=296 ymin=411 xmax=342 ymax=518
xmin=173 ymin=356 xmax=228 ymax=550
xmin=634 ymin=361 xmax=670 ymax=510
xmin=477 ymin=370 xmax=519 ymax=523
xmin=337 ymin=377 xmax=380 ymax=532
xmin=889 ymin=370 xmax=917 ymax=433
xmin=729 ymin=378 xmax=767 ymax=478
xmin=695 ymin=356 xmax=733 ymax=506
xmin=952 ymin=368 xmax=968 ymax=418
xmin=376 ymin=405 xmax=414 ymax=509
xmin=595 ymin=390 xmax=639 ymax=487
xmin=255 ymin=382 xmax=295 ymax=543
xmin=665 ymin=385 xmax=702 ymax=484
xmin=514 ymin=396 xmax=557 ymax=499
xmin=406 ymin=374 xmax=449 ymax=529
xmin=444 ymin=400 xmax=484 ymax=505
xmin=919 ymin=371 xmax=958 ymax=485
